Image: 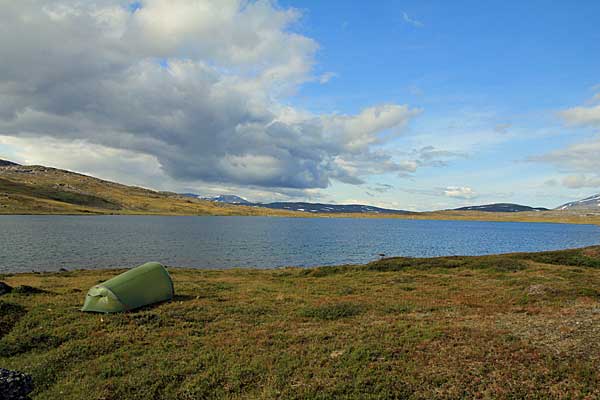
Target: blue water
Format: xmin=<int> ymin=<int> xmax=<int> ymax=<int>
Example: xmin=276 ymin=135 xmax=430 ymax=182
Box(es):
xmin=0 ymin=215 xmax=599 ymax=273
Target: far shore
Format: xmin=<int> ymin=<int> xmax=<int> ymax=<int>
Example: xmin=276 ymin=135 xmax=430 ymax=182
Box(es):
xmin=2 ymin=208 xmax=600 ymax=227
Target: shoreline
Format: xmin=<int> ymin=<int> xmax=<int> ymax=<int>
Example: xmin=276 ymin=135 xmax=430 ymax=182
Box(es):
xmin=3 ymin=244 xmax=600 ymax=276
xmin=2 ymin=209 xmax=600 ymax=227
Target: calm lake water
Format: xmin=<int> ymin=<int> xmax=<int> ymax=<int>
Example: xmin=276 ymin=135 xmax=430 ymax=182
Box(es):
xmin=1 ymin=215 xmax=600 ymax=273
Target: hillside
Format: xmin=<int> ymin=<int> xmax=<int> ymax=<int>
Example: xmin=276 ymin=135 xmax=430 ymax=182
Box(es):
xmin=455 ymin=203 xmax=548 ymax=212
xmin=557 ymin=194 xmax=600 ymax=211
xmin=0 ymin=159 xmax=19 ymax=167
xmin=2 ymin=246 xmax=600 ymax=398
xmin=0 ymin=162 xmax=297 ymax=217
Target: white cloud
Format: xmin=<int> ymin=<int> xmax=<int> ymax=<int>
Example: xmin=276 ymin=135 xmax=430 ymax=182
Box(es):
xmin=322 ymin=105 xmax=422 ymax=153
xmin=560 ymin=104 xmax=600 ymax=128
xmin=443 ymin=186 xmax=477 ymax=199
xmin=0 ymin=0 xmax=424 ymax=191
xmin=559 ymin=90 xmax=600 ymax=128
xmin=530 ymin=138 xmax=600 ymax=172
xmin=367 ymin=183 xmax=394 ymax=194
xmin=494 ymin=123 xmax=511 ymax=134
xmin=530 ymin=92 xmax=600 ymax=178
xmin=318 ymin=72 xmax=337 ymax=84
xmin=562 ymin=174 xmax=600 ymax=189
xmin=402 ymin=12 xmax=424 ymax=28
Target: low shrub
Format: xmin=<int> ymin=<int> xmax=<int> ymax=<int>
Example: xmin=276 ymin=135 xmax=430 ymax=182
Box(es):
xmin=0 ymin=301 xmax=27 ymax=338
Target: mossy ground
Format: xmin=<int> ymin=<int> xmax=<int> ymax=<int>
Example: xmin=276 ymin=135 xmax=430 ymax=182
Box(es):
xmin=2 ymin=247 xmax=600 ymax=399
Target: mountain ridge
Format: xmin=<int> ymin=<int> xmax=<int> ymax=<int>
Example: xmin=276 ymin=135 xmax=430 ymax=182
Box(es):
xmin=186 ymin=194 xmax=412 ymax=214
xmin=196 ymin=195 xmax=548 ymax=214
xmin=557 ymin=194 xmax=600 ymax=211
xmin=249 ymin=201 xmax=412 ymax=214
xmin=454 ymin=203 xmax=549 ymax=213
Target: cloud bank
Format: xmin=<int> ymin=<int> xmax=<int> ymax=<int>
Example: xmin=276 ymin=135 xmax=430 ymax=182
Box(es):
xmin=0 ymin=0 xmax=424 ymax=191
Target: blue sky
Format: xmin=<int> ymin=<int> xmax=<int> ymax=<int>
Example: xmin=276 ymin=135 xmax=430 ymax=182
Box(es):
xmin=1 ymin=0 xmax=599 ymax=210
xmin=280 ymin=0 xmax=600 ymax=209
xmin=287 ymin=0 xmax=599 ymax=112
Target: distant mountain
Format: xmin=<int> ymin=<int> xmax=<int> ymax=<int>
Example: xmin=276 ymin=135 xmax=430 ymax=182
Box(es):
xmin=254 ymin=202 xmax=412 ymax=214
xmin=0 ymin=159 xmax=20 ymax=167
xmin=556 ymin=194 xmax=600 ymax=211
xmin=201 ymin=194 xmax=251 ymax=204
xmin=181 ymin=193 xmax=251 ymax=204
xmin=455 ymin=203 xmax=549 ymax=213
xmin=191 ymin=194 xmax=412 ymax=214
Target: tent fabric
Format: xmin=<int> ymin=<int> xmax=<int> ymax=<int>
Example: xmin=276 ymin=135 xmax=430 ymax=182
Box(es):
xmin=81 ymin=262 xmax=174 ymax=313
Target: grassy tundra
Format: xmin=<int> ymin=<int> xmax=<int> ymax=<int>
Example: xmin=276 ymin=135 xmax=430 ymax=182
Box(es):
xmin=2 ymin=247 xmax=600 ymax=399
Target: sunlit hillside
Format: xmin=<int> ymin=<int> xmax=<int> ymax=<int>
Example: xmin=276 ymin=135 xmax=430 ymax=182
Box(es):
xmin=0 ymin=163 xmax=298 ymax=217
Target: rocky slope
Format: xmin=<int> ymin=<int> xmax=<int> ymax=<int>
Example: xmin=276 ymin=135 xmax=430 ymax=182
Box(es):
xmin=557 ymin=194 xmax=600 ymax=211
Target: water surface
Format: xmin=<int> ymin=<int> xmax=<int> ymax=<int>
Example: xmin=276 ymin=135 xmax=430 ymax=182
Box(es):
xmin=1 ymin=215 xmax=599 ymax=273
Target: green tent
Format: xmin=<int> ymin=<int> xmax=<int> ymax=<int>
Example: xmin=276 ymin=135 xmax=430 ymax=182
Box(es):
xmin=81 ymin=262 xmax=174 ymax=313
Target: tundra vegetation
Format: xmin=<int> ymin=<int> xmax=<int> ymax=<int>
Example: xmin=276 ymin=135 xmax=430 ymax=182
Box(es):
xmin=1 ymin=246 xmax=600 ymax=399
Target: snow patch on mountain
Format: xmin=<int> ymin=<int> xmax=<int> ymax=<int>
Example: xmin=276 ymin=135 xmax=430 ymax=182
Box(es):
xmin=557 ymin=194 xmax=600 ymax=210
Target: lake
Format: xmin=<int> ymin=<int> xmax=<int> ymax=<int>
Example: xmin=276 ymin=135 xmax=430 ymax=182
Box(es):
xmin=1 ymin=215 xmax=600 ymax=273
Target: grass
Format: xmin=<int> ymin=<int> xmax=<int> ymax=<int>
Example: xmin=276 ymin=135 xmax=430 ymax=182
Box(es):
xmin=2 ymin=246 xmax=600 ymax=398
xmin=298 ymin=303 xmax=365 ymax=320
